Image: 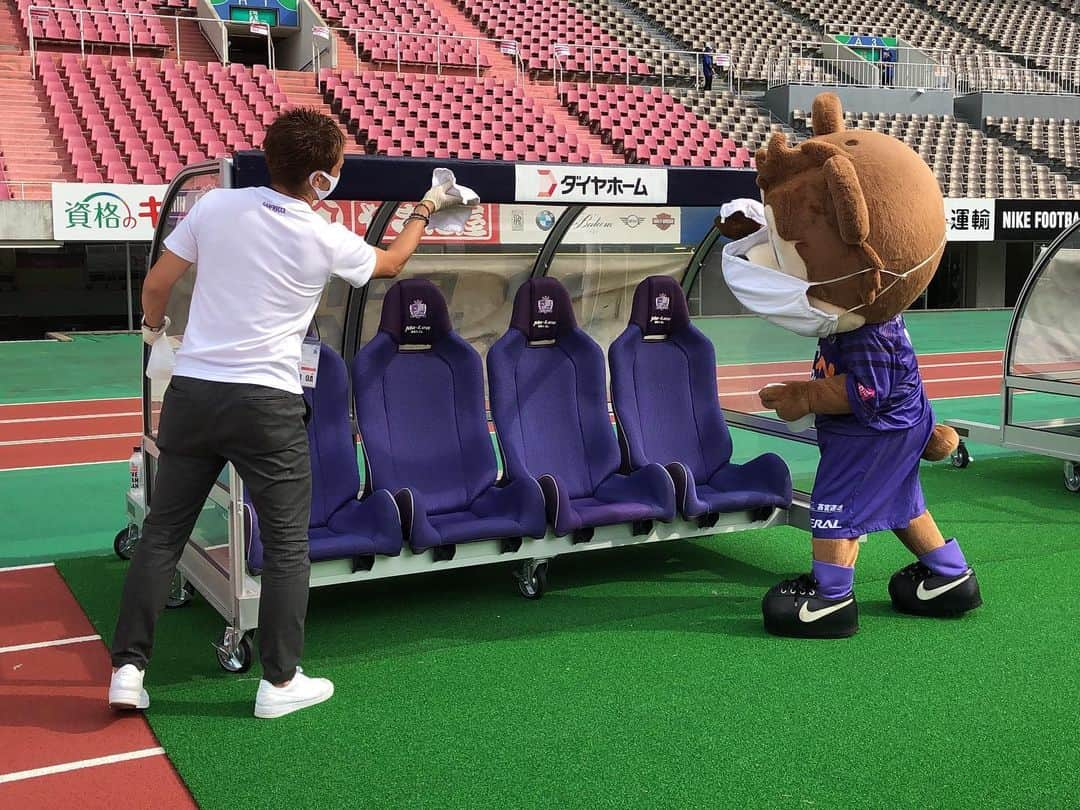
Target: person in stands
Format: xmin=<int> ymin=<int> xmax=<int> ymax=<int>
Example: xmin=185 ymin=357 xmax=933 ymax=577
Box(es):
xmin=108 ymin=108 xmax=463 ymax=720
xmin=702 ymin=45 xmax=715 ymax=91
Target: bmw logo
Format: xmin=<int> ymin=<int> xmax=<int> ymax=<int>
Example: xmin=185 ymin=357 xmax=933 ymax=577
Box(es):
xmin=536 ymin=210 xmax=555 ymax=230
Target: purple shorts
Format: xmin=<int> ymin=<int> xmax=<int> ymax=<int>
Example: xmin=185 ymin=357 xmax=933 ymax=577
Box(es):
xmin=809 ymin=417 xmax=933 ymax=539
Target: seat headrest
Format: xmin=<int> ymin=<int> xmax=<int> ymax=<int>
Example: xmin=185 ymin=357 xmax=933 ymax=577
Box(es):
xmin=510 ymin=278 xmax=576 ymax=341
xmin=379 ymin=279 xmax=452 ymax=346
xmin=629 ymin=276 xmax=690 ymax=337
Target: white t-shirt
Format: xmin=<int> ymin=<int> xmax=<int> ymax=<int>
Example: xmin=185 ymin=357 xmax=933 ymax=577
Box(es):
xmin=164 ymin=187 xmax=376 ymax=394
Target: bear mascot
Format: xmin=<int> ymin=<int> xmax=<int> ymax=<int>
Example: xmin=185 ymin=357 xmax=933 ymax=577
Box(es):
xmin=718 ymin=92 xmax=982 ymax=638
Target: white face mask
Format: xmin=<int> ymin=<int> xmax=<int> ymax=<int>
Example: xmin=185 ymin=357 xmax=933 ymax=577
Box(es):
xmin=721 ymin=226 xmax=945 ymax=338
xmin=309 ymin=170 xmax=340 ymax=201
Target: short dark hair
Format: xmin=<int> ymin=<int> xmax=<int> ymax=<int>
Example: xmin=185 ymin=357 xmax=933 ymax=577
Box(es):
xmin=263 ymin=107 xmax=345 ymax=193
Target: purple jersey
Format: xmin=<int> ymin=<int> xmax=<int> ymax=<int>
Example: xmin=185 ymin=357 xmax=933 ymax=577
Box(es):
xmin=811 ymin=315 xmax=931 ymax=436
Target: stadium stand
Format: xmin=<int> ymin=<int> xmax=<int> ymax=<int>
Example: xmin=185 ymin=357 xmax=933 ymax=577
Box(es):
xmin=792 ymin=109 xmax=1080 ymax=198
xmin=455 ymin=0 xmax=652 ymax=76
xmin=36 ymin=53 xmax=289 ymax=183
xmin=779 ymin=0 xmax=1043 ymax=90
xmin=923 ymin=0 xmax=1080 ymax=83
xmin=312 ymin=0 xmax=491 ymax=71
xmin=986 ymin=116 xmax=1080 ymax=175
xmin=622 ymin=0 xmax=823 ymax=81
xmin=323 ymin=69 xmax=616 ymax=162
xmin=563 ymin=83 xmax=773 ymax=166
xmin=0 ymin=0 xmax=1078 ymax=198
xmin=16 ymin=0 xmax=172 ymax=51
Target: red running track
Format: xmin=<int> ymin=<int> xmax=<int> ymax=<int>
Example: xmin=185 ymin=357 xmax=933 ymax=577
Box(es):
xmin=0 ymin=563 xmax=196 ymax=808
xmin=0 ymin=351 xmax=1004 ymax=472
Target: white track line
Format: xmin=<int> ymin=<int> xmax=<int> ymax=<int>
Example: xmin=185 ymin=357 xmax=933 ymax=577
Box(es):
xmin=0 ymin=634 xmax=101 ymax=655
xmin=0 ymin=432 xmax=140 ymax=447
xmin=0 ymin=748 xmax=166 ymax=785
xmin=0 ymin=458 xmax=126 ymax=473
xmin=0 ymin=396 xmax=138 ymax=409
xmin=0 ymin=561 xmax=55 ymax=573
xmin=0 ymin=412 xmax=141 ymax=425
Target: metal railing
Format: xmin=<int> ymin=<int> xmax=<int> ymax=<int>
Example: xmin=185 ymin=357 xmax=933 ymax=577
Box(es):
xmin=334 ymin=25 xmax=522 ymax=81
xmin=951 ymin=51 xmax=1080 ymax=96
xmin=26 ymin=5 xmax=232 ymax=73
xmin=551 ymin=42 xmax=731 ymax=91
xmin=766 ymin=55 xmax=954 ymax=92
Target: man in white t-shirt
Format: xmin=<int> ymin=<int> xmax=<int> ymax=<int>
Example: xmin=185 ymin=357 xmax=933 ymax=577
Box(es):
xmin=109 ymin=108 xmax=460 ymax=719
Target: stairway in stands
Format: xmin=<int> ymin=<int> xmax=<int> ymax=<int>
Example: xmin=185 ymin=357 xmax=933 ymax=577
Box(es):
xmin=274 ymin=69 xmax=366 ymax=154
xmin=0 ymin=54 xmax=76 ymax=198
xmin=0 ymin=0 xmax=26 ymax=53
xmin=427 ymin=0 xmax=620 ymax=161
xmin=165 ymin=15 xmax=227 ymax=64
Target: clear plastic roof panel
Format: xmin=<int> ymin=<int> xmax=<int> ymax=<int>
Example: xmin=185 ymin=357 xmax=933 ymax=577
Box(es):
xmin=361 ymin=203 xmax=559 ymax=363
xmin=546 ymin=205 xmax=709 ymax=353
xmin=1009 ymin=227 xmax=1080 ymax=383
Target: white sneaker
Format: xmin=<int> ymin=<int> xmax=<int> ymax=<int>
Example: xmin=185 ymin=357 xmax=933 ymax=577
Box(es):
xmin=254 ymin=666 xmax=334 ymax=719
xmin=109 ymin=664 xmax=150 ymax=710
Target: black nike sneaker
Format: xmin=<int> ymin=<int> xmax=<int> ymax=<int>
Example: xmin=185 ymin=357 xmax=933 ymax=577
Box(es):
xmin=888 ymin=562 xmax=982 ymax=618
xmin=762 ymin=574 xmax=859 ymax=639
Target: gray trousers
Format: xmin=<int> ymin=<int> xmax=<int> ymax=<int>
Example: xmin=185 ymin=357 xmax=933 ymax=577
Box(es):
xmin=111 ymin=375 xmax=312 ymax=684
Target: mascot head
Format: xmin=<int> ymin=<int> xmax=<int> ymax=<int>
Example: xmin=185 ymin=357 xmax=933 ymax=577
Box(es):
xmin=723 ymin=92 xmax=946 ymax=335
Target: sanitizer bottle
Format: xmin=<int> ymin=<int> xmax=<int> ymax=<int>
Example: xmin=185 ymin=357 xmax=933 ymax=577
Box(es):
xmin=129 ymin=446 xmax=143 ymax=491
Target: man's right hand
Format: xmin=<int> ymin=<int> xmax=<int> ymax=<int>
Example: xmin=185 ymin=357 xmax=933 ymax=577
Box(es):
xmin=420 ymin=177 xmax=459 ymax=213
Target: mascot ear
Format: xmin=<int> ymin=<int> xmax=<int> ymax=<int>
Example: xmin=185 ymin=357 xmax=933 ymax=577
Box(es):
xmin=811 ymin=93 xmax=844 ymax=136
xmin=823 ymin=155 xmax=869 ymax=245
xmin=823 ymin=154 xmax=884 ymax=304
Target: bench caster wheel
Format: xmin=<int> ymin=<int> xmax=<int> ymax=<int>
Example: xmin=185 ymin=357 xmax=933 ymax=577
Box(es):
xmin=113 ymin=523 xmax=140 ymax=560
xmin=166 ymin=572 xmax=195 ymax=609
xmin=1064 ymin=461 xmax=1080 ymax=493
xmin=215 ymin=628 xmax=254 ymax=674
xmin=951 ymin=442 xmax=971 ymax=469
xmin=516 ymin=560 xmax=549 ymax=600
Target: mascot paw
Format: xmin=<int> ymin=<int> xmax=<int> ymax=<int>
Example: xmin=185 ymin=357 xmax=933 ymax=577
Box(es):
xmin=759 ymin=381 xmax=811 ymax=422
xmin=922 ymin=424 xmax=960 ymax=462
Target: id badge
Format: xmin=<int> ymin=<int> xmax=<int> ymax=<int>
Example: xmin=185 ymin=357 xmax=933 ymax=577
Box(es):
xmin=300 ymin=338 xmax=321 ymax=388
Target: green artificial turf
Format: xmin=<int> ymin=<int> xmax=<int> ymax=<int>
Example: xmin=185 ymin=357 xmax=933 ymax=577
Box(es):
xmin=59 ymin=454 xmax=1080 ymax=810
xmin=0 ymin=333 xmax=141 ymax=404
xmin=0 ymin=461 xmax=129 ymax=566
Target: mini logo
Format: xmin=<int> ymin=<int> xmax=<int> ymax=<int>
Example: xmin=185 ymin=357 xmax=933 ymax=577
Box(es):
xmin=620 ymin=215 xmax=645 ymax=228
xmin=536 ymin=170 xmax=557 ymax=198
xmin=652 ymin=212 xmax=675 ymax=231
xmin=409 ymin=299 xmax=427 ymax=319
xmin=798 ymin=598 xmax=854 ymax=623
xmin=916 ymin=573 xmax=971 ymax=601
xmin=537 ymin=295 xmax=554 ymax=315
xmin=654 ymin=293 xmax=670 ymax=312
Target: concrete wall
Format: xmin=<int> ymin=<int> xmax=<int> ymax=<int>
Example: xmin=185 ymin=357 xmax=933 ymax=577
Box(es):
xmin=765 ymin=84 xmax=954 ymax=122
xmin=0 ymin=202 xmax=55 ymax=244
xmin=956 ymin=93 xmax=1080 ymax=124
xmin=277 ymin=0 xmax=327 ymax=71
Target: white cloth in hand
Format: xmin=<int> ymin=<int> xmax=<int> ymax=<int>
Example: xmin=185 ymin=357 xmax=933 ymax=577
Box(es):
xmin=720 ymin=198 xmax=766 ymax=226
xmin=426 ymin=168 xmax=480 ymax=234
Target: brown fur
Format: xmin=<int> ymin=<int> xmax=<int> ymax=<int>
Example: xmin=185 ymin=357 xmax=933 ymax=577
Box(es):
xmin=753 ymin=92 xmax=951 ymax=463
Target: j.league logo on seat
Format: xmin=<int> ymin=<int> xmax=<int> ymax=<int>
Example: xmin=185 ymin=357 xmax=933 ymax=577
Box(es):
xmin=409 ymin=299 xmax=428 ymax=319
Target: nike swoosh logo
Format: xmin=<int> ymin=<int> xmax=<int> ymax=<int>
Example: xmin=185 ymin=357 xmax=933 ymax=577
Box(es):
xmin=916 ymin=573 xmax=971 ymax=601
xmin=798 ymin=598 xmax=854 ymax=623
